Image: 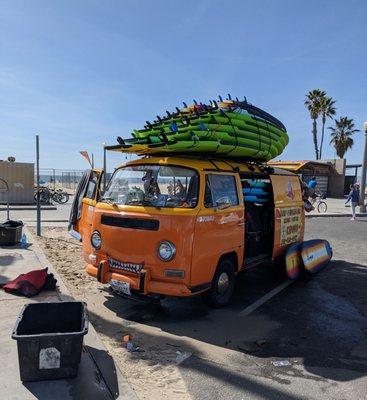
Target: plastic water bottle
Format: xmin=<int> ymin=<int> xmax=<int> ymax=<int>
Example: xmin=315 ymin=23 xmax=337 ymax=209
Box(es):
xmin=20 ymin=233 xmax=27 ymax=249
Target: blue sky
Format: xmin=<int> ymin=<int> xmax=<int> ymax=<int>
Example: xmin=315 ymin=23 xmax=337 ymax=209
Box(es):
xmin=1 ymin=0 xmax=367 ymax=170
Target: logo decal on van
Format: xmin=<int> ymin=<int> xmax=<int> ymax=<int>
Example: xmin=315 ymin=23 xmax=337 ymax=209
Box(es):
xmin=197 ymin=216 xmax=214 ymax=222
xmin=286 ymin=181 xmax=295 ymax=200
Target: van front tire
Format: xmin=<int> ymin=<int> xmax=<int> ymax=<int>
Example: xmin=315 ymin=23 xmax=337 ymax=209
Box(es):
xmin=202 ymin=259 xmax=236 ymax=308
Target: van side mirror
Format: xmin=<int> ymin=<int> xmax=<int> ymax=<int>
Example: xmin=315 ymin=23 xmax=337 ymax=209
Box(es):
xmin=216 ymin=196 xmax=231 ymax=210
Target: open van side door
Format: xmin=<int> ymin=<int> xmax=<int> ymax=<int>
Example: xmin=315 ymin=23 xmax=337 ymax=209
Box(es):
xmin=270 ymin=174 xmax=304 ymax=259
xmin=68 ymin=169 xmax=103 ymax=241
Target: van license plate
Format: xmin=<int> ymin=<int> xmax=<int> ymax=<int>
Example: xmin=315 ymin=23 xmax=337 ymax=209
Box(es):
xmin=110 ymin=280 xmax=131 ymax=296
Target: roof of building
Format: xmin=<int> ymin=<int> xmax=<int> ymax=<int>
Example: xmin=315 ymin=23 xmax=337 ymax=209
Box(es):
xmin=268 ymin=160 xmax=333 ymax=172
xmin=346 ymin=163 xmax=362 ymax=168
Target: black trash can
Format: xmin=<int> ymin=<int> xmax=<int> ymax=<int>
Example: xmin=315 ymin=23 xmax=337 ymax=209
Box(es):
xmin=0 ymin=220 xmax=23 ymax=246
xmin=12 ymin=301 xmax=88 ymax=381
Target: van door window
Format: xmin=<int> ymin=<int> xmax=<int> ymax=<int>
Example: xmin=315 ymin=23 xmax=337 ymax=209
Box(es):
xmin=204 ymin=174 xmax=239 ymax=208
xmin=68 ymin=169 xmax=102 ymax=232
xmin=85 ymin=171 xmax=100 ymax=199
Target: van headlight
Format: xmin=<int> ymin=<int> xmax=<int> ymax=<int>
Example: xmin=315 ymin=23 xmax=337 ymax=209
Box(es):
xmin=91 ymin=231 xmax=102 ymax=249
xmin=157 ymin=241 xmax=176 ymax=261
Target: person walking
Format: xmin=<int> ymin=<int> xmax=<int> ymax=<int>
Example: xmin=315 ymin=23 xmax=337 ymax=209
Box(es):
xmin=345 ymin=183 xmax=360 ymax=221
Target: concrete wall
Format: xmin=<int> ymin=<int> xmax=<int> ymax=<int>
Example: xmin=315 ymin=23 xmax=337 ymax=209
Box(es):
xmin=324 ymin=158 xmax=346 ymax=198
xmin=0 ymin=162 xmax=35 ymax=204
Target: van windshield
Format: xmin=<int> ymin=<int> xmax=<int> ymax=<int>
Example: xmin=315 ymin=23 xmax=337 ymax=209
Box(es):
xmin=102 ymin=165 xmax=199 ymax=208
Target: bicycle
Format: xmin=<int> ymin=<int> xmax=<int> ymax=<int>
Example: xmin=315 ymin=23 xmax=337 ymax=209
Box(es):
xmin=34 ymin=186 xmax=51 ymax=204
xmin=51 ymin=189 xmax=69 ymax=204
xmin=311 ymin=193 xmax=327 ymax=213
xmin=34 ymin=187 xmax=69 ymax=204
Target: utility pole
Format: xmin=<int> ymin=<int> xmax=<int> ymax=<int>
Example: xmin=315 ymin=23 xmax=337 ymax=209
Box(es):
xmin=360 ymin=122 xmax=367 ymax=213
xmin=36 ymin=135 xmax=41 ymax=236
xmin=102 ymin=143 xmax=107 ymax=191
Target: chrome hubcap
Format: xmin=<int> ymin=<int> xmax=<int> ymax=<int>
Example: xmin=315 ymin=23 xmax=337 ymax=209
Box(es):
xmin=217 ymin=272 xmax=230 ymax=294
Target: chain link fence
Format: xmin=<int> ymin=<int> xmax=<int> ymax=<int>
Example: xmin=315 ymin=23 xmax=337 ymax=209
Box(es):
xmin=37 ymin=169 xmax=85 ymax=193
xmin=37 ymin=169 xmax=113 ymax=193
xmin=61 ymin=171 xmax=84 ymax=191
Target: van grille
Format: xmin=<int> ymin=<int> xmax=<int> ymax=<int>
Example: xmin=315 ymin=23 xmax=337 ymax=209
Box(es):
xmin=108 ymin=257 xmax=144 ymax=274
xmin=101 ymin=215 xmax=159 ymax=231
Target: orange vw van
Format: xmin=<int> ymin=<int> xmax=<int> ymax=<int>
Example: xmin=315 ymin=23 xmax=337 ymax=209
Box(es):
xmin=69 ymin=156 xmax=304 ymax=307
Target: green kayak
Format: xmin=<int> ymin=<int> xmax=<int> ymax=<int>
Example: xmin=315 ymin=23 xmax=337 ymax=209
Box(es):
xmin=115 ymin=98 xmax=289 ymax=161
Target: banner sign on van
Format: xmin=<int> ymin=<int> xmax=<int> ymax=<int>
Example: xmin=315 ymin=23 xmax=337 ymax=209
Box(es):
xmin=278 ymin=206 xmax=302 ymax=245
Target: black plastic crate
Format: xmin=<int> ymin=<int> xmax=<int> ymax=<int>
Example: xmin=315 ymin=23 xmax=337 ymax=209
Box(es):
xmin=0 ymin=220 xmax=23 ymax=246
xmin=12 ymin=301 xmax=88 ymax=382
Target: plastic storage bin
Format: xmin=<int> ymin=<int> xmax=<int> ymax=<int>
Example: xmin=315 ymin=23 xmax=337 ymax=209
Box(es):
xmin=0 ymin=220 xmax=23 ymax=246
xmin=12 ymin=301 xmax=88 ymax=381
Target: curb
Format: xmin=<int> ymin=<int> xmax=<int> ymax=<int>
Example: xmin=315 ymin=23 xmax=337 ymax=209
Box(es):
xmin=24 ymin=227 xmax=139 ymax=400
xmin=0 ymin=206 xmax=57 ymax=211
xmin=23 ymin=219 xmax=68 ymax=223
xmin=306 ymin=213 xmax=367 ymax=218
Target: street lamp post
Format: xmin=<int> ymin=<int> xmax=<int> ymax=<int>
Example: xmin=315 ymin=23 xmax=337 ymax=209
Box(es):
xmin=359 ymin=122 xmax=367 ymax=213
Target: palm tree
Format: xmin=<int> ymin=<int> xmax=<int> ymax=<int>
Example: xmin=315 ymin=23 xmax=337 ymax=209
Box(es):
xmin=304 ymin=89 xmax=326 ymax=159
xmin=319 ymin=96 xmax=336 ymax=159
xmin=329 ymin=117 xmax=359 ymax=159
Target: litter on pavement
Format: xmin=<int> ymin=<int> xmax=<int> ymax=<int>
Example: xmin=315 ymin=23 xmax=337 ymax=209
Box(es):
xmin=175 ymin=351 xmax=192 ymax=364
xmin=122 ymin=335 xmax=144 ymax=353
xmin=271 ymin=360 xmax=292 ymax=367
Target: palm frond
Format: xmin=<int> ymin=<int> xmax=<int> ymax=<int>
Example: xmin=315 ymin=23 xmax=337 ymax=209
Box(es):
xmin=328 ymin=116 xmax=360 ymax=158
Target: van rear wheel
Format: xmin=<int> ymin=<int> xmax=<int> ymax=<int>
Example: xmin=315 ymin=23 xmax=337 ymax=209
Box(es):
xmin=202 ymin=259 xmax=236 ymax=308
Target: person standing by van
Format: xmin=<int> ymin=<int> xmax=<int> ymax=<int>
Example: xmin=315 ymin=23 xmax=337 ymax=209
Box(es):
xmin=345 ymin=183 xmax=360 ymax=221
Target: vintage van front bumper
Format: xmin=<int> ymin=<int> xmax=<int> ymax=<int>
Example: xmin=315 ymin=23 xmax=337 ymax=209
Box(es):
xmin=86 ymin=263 xmax=193 ymax=297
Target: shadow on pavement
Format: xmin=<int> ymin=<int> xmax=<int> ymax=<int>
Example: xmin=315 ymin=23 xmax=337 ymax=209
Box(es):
xmin=88 ymin=308 xmax=318 ymax=400
xmin=0 ymin=252 xmax=24 ymax=283
xmin=0 ymin=254 xmax=23 ymax=266
xmin=88 ymin=259 xmax=367 ymax=387
xmin=23 ymin=346 xmax=117 ymax=400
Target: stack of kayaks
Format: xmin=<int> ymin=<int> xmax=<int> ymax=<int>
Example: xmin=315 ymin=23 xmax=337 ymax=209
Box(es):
xmin=114 ymin=96 xmax=289 ymax=162
xmin=243 ymin=181 xmax=272 ymax=203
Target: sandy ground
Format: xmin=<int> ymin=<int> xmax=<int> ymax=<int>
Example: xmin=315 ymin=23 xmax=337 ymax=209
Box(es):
xmin=30 ymin=227 xmax=191 ymax=400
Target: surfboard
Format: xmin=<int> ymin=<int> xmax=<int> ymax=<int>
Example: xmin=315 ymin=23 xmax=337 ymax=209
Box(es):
xmin=301 ymin=239 xmax=333 ymax=274
xmin=243 ymin=195 xmax=270 ymax=203
xmin=285 ymin=242 xmax=304 ymax=280
xmin=243 ymin=188 xmax=270 ymax=196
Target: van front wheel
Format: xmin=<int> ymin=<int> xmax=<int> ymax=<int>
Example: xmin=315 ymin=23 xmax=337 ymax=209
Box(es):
xmin=202 ymin=259 xmax=236 ymax=308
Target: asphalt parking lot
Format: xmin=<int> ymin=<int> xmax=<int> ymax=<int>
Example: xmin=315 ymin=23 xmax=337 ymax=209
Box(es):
xmin=103 ymin=217 xmax=367 ymax=399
